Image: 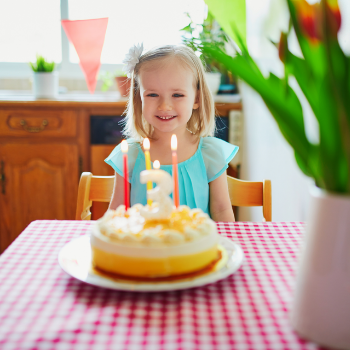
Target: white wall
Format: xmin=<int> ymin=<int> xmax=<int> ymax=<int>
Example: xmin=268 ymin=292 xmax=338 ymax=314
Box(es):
xmin=239 ymin=83 xmax=312 ymax=222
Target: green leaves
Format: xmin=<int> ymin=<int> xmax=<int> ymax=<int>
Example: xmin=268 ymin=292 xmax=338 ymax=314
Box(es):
xmin=180 ymin=12 xmax=228 ymax=73
xmin=203 ymin=0 xmax=246 ymax=50
xmin=203 ymin=43 xmax=310 ymax=162
xmin=29 ymin=55 xmax=55 ymax=72
xmin=202 ymin=0 xmax=350 ymax=193
xmin=99 ymin=71 xmax=114 ymax=92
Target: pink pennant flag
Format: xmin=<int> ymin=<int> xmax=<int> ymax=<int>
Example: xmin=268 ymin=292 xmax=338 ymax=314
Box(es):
xmin=61 ymin=18 xmax=108 ymax=94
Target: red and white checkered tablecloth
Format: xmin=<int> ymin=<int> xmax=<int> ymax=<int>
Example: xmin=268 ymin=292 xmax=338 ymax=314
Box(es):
xmin=0 ymin=220 xmax=322 ymax=350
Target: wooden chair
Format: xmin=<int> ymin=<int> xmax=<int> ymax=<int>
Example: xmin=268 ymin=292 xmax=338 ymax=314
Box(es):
xmin=227 ymin=175 xmax=271 ymax=221
xmin=76 ymin=172 xmax=272 ymax=221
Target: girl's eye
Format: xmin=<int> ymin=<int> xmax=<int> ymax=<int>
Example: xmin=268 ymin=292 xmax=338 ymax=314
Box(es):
xmin=147 ymin=93 xmax=158 ymax=97
xmin=173 ymin=94 xmax=184 ymax=98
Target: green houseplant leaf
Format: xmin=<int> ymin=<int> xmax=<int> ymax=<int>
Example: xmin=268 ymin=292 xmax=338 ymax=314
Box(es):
xmin=180 ymin=12 xmax=229 ymax=73
xmin=202 ymin=0 xmax=350 ymax=194
xmin=203 ymin=0 xmax=246 ymax=50
xmin=29 ymin=55 xmax=55 ymax=72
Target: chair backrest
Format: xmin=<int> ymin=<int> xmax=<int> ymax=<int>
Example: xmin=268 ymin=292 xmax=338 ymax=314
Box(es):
xmin=75 ymin=173 xmax=115 ymax=220
xmin=76 ymin=172 xmax=272 ymax=221
xmin=227 ymin=175 xmax=271 ymax=221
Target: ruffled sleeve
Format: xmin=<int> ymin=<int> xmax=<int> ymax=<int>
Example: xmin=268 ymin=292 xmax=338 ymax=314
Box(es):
xmin=104 ymin=138 xmax=139 ymax=183
xmin=201 ymin=137 xmax=239 ymax=182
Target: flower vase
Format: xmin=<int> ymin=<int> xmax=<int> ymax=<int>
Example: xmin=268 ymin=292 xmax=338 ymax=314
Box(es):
xmin=115 ymin=76 xmax=131 ymax=97
xmin=291 ymin=186 xmax=350 ymax=349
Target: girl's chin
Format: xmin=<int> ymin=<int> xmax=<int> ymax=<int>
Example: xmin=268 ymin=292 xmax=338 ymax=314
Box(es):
xmin=152 ymin=125 xmax=187 ymax=135
xmin=146 ymin=116 xmax=191 ymax=135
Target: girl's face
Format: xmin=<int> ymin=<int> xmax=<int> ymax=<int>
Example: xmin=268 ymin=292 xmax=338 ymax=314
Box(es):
xmin=139 ymin=58 xmax=199 ymax=137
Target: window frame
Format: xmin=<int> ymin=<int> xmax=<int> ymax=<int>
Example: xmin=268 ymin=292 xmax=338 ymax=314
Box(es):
xmin=0 ymin=0 xmax=122 ymax=79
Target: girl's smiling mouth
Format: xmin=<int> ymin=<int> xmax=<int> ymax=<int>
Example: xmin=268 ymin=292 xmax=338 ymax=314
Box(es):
xmin=156 ymin=115 xmax=177 ymax=120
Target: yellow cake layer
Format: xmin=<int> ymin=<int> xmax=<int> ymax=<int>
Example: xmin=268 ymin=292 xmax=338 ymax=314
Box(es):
xmin=91 ymin=245 xmax=219 ymax=278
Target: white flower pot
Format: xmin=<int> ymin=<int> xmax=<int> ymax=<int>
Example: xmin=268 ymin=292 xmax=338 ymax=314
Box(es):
xmin=204 ymin=72 xmax=221 ymax=96
xmin=291 ymin=186 xmax=350 ymax=349
xmin=32 ymin=71 xmax=59 ymax=99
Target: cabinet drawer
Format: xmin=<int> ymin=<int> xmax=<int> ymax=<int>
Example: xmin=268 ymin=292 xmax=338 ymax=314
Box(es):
xmin=0 ymin=109 xmax=78 ymax=138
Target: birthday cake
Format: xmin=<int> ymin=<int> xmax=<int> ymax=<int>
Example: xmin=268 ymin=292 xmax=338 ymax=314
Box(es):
xmin=90 ymin=204 xmax=219 ymax=278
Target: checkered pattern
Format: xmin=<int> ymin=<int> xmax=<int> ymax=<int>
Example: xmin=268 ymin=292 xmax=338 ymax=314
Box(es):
xmin=0 ymin=220 xmax=321 ymax=350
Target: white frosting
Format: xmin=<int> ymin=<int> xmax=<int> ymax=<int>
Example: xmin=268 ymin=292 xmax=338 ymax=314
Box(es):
xmin=94 ymin=206 xmax=216 ymax=245
xmin=90 ymin=204 xmax=219 ymax=258
xmin=90 ymin=225 xmax=218 ymax=258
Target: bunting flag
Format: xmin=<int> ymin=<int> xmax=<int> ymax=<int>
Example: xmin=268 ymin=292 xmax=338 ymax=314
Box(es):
xmin=61 ymin=18 xmax=108 ymax=93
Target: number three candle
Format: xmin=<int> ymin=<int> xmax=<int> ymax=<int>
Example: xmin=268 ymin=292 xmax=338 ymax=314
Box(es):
xmin=140 ymin=160 xmax=173 ymax=220
xmin=121 ymin=140 xmax=129 ymax=209
xmin=171 ymin=134 xmax=180 ymax=207
xmin=143 ymin=138 xmax=152 ymax=206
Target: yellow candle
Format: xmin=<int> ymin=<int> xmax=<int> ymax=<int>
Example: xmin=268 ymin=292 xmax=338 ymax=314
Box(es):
xmin=143 ymin=138 xmax=152 ymax=206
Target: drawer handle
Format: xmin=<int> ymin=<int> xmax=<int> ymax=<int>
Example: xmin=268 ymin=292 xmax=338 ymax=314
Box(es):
xmin=20 ymin=119 xmax=48 ymax=133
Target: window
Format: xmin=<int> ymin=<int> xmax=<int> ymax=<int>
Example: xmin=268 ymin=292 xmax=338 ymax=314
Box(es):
xmin=0 ymin=0 xmax=207 ymax=78
xmin=0 ymin=0 xmax=62 ymax=63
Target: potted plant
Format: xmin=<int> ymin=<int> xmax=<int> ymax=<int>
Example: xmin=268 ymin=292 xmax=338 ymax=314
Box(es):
xmin=114 ymin=70 xmax=131 ymax=97
xmin=201 ymin=0 xmax=350 ymax=348
xmin=181 ymin=12 xmax=231 ymax=95
xmin=100 ymin=70 xmax=131 ymax=97
xmin=30 ymin=55 xmax=58 ymax=99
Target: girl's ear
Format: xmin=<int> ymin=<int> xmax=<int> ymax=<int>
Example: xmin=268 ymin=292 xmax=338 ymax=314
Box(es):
xmin=193 ymin=90 xmax=200 ymax=110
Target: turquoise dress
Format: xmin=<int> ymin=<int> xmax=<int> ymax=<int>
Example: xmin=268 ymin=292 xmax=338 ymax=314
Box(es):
xmin=105 ymin=137 xmax=238 ymax=216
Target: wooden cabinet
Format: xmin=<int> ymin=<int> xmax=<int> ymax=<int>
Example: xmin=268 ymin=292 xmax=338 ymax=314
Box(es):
xmin=0 ymin=106 xmax=88 ymax=253
xmin=0 ymin=96 xmax=242 ymax=253
xmin=0 ymin=143 xmax=79 ymax=252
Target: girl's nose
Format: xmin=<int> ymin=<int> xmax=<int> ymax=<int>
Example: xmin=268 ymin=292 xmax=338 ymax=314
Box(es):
xmin=158 ymin=99 xmax=172 ymax=111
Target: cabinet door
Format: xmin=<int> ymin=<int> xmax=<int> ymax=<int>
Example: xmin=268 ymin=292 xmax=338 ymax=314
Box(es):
xmin=0 ymin=143 xmax=79 ymax=253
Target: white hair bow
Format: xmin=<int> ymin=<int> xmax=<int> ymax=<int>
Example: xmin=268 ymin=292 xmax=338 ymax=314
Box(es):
xmin=122 ymin=43 xmax=144 ymax=78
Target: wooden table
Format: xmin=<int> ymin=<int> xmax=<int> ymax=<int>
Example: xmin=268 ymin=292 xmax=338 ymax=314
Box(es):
xmin=0 ymin=220 xmax=322 ymax=350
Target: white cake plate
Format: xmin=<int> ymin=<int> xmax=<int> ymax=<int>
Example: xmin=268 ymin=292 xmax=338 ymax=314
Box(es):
xmin=58 ymin=235 xmax=244 ymax=292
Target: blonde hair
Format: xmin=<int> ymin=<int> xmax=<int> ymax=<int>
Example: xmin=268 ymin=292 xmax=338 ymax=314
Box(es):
xmin=123 ymin=45 xmax=215 ymax=141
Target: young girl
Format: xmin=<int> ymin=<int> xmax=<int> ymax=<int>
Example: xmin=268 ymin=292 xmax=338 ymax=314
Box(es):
xmin=105 ymin=44 xmax=238 ymax=222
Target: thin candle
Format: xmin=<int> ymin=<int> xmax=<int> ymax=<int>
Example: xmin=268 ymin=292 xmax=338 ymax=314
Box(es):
xmin=143 ymin=138 xmax=153 ymax=206
xmin=171 ymin=134 xmax=180 ymax=207
xmin=121 ymin=140 xmax=129 ymax=210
